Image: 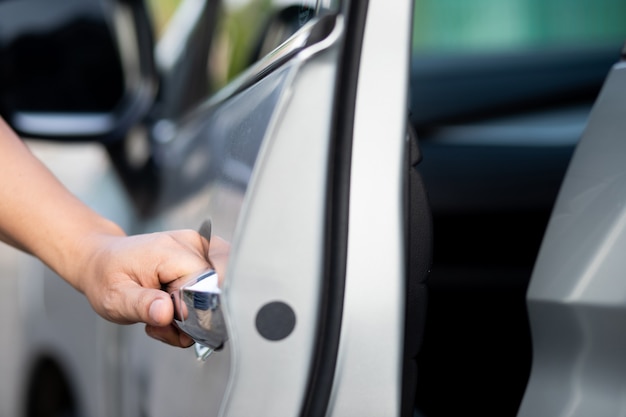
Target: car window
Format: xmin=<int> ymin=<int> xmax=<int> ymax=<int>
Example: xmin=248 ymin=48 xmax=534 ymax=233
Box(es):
xmin=207 ymin=0 xmax=321 ymax=91
xmin=412 ymin=0 xmax=626 ymax=52
xmin=150 ymin=0 xmax=341 ymax=230
xmin=146 ymin=0 xmax=183 ymax=39
xmin=149 ymin=0 xmax=334 ymax=119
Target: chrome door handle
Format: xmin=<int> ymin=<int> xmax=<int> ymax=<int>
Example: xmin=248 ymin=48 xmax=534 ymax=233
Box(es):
xmin=167 ymin=219 xmax=228 ymax=360
xmin=170 ymin=268 xmax=227 ymax=355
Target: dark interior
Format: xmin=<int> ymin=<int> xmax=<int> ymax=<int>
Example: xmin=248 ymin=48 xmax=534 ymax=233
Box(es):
xmin=409 ymin=45 xmax=621 ymax=416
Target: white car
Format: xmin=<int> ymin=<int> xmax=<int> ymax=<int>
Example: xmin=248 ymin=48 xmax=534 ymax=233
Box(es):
xmin=0 ymin=0 xmax=625 ymax=416
xmin=0 ymin=0 xmax=418 ymax=416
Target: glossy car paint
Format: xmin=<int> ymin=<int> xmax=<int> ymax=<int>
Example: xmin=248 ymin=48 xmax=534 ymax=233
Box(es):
xmin=327 ymin=0 xmax=413 ymax=415
xmin=520 ymin=60 xmax=626 ymax=416
xmin=120 ymin=1 xmax=416 ymax=414
xmin=0 ymin=0 xmax=415 ymax=416
xmin=122 ymin=25 xmax=346 ymax=415
xmin=14 ymin=0 xmax=623 ymax=415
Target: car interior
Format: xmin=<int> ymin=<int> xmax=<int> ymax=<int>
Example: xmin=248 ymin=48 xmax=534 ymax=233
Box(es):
xmin=407 ymin=1 xmax=626 ymax=414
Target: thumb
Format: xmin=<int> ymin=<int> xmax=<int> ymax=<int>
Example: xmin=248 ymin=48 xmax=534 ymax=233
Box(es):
xmin=114 ymin=286 xmax=173 ymax=326
xmin=147 ymin=294 xmax=175 ymax=326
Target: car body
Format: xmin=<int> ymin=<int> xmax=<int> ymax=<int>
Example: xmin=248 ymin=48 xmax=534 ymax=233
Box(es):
xmin=0 ymin=0 xmax=625 ymax=416
xmin=1 ymin=0 xmax=417 ymax=416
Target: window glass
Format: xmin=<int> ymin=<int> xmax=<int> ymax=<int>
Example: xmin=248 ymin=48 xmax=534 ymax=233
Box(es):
xmin=208 ymin=0 xmax=320 ymax=91
xmin=413 ymin=0 xmax=626 ymax=52
xmin=146 ymin=0 xmax=183 ymax=39
xmin=148 ymin=0 xmax=330 ymax=93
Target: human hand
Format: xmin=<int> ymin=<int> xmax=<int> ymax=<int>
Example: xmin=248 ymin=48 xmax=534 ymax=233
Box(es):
xmin=0 ymin=117 xmax=232 ymax=347
xmin=75 ymin=230 xmax=229 ymax=347
xmin=146 ymin=235 xmax=230 ymax=347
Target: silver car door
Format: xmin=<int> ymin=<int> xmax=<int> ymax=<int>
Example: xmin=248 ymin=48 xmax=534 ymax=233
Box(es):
xmin=519 ymin=48 xmax=626 ymax=416
xmin=120 ymin=0 xmax=418 ymax=416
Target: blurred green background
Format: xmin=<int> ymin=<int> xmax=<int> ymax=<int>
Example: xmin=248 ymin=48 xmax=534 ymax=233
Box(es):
xmin=413 ymin=0 xmax=626 ymax=52
xmin=146 ymin=0 xmax=182 ymax=38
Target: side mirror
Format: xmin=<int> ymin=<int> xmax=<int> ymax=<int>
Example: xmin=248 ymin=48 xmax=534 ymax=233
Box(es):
xmin=0 ymin=0 xmax=157 ymax=143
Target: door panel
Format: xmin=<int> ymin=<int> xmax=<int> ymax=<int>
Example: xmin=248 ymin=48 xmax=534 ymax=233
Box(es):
xmin=124 ymin=2 xmax=349 ymax=416
xmin=127 ymin=0 xmax=419 ymax=415
xmin=520 ymin=58 xmax=626 ymax=417
xmin=326 ymin=0 xmax=415 ymax=416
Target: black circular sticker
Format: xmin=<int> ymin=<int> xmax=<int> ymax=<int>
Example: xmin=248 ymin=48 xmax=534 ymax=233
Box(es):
xmin=255 ymin=301 xmax=296 ymax=341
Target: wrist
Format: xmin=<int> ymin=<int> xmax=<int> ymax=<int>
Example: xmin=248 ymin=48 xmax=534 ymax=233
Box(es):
xmin=54 ymin=217 xmax=127 ymax=294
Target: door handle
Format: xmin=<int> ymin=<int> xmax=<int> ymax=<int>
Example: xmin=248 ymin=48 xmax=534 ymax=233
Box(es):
xmin=167 ymin=220 xmax=228 ymax=360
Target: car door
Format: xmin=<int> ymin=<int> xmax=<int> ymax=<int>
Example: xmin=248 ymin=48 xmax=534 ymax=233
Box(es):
xmin=518 ymin=46 xmax=626 ymax=417
xmin=117 ymin=0 xmax=422 ymax=416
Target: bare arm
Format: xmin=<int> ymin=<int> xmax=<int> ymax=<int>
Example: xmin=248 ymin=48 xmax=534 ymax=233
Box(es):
xmin=0 ymin=117 xmax=227 ymax=347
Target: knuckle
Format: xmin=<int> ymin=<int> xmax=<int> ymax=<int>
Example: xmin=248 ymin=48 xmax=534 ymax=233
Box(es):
xmin=100 ymin=290 xmax=120 ymax=321
xmin=99 ymin=284 xmax=131 ymax=324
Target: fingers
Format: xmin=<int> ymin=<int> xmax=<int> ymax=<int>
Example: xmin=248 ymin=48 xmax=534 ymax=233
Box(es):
xmin=208 ymin=236 xmax=230 ymax=286
xmin=151 ymin=230 xmax=212 ymax=286
xmin=145 ymin=235 xmax=230 ymax=348
xmin=148 ymin=296 xmax=175 ymax=326
xmin=96 ymin=284 xmax=173 ymax=326
xmin=120 ymin=284 xmax=194 ymax=347
xmin=145 ymin=323 xmax=194 ymax=348
xmin=82 ymin=230 xmax=230 ymax=348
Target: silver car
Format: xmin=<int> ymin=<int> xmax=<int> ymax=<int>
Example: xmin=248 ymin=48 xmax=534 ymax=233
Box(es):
xmin=0 ymin=0 xmax=625 ymax=416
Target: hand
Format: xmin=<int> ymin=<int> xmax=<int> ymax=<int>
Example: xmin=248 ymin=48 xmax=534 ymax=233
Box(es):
xmin=0 ymin=118 xmax=232 ymax=348
xmin=76 ymin=230 xmax=229 ymax=347
xmin=145 ymin=235 xmax=230 ymax=347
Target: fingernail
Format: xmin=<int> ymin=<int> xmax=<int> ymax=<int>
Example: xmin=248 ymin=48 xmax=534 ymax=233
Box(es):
xmin=149 ymin=299 xmax=165 ymax=325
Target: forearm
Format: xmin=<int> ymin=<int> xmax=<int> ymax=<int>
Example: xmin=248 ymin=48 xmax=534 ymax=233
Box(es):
xmin=0 ymin=118 xmax=125 ymax=291
xmin=0 ymin=118 xmax=227 ymax=347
